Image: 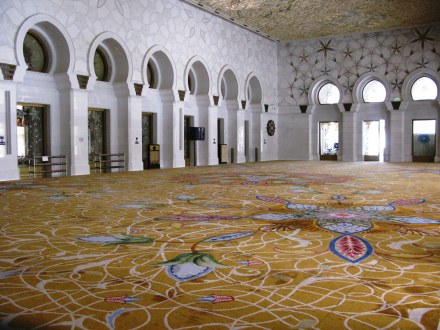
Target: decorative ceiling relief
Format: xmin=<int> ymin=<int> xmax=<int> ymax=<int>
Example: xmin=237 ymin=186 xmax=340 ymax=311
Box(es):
xmin=185 ymin=0 xmax=440 ymax=42
xmin=279 ymin=25 xmax=440 ymax=106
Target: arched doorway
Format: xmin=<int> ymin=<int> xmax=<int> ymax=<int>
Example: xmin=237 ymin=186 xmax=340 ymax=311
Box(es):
xmin=218 ymin=67 xmax=239 ymax=163
xmin=88 ymin=33 xmax=131 ymax=172
xmin=15 ymin=16 xmax=73 ymax=178
xmin=244 ymin=75 xmax=263 ymax=162
xmin=143 ymin=49 xmax=175 ymax=169
xmin=184 ymin=58 xmax=211 ymax=166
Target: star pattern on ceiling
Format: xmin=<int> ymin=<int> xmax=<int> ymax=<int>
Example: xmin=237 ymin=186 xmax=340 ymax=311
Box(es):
xmin=181 ymin=0 xmax=440 ymax=42
xmin=280 ymin=26 xmax=439 ymax=105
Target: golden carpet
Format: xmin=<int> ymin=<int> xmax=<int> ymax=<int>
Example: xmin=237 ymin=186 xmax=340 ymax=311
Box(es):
xmin=0 ymin=161 xmax=439 ymax=329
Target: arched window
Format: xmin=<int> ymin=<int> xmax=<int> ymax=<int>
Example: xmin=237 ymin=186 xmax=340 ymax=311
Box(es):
xmin=220 ymin=69 xmax=238 ymax=100
xmin=318 ymin=83 xmax=340 ymax=104
xmin=362 ymin=80 xmax=386 ymax=103
xmin=188 ymin=69 xmax=195 ymax=94
xmin=247 ymin=76 xmax=262 ymax=104
xmin=94 ymin=47 xmax=109 ymax=82
xmin=411 ymin=76 xmax=438 ymax=100
xmin=220 ymin=78 xmax=226 ymax=99
xmin=147 ymin=61 xmax=157 ymax=89
xmin=23 ymin=32 xmax=48 ymax=72
xmin=186 ymin=60 xmax=209 ymax=95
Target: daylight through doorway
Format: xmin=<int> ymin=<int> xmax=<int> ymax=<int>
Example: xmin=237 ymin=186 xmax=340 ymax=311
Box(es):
xmin=362 ymin=120 xmax=385 ymax=162
xmin=319 ymin=122 xmax=339 ymax=160
xmin=413 ymin=119 xmax=436 ymax=162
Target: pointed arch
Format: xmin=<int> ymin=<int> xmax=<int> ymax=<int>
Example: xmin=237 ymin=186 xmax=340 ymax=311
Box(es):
xmin=402 ymin=68 xmax=440 ymax=101
xmin=184 ymin=56 xmax=212 ymax=95
xmin=353 ymin=72 xmax=391 ymax=104
xmin=308 ymin=76 xmax=342 ymax=105
xmin=142 ymin=45 xmax=176 ymax=90
xmin=88 ymin=32 xmax=133 ymax=83
xmin=15 ymin=13 xmax=75 ymax=74
xmin=244 ymin=72 xmax=263 ymax=104
xmin=218 ymin=65 xmax=239 ymax=101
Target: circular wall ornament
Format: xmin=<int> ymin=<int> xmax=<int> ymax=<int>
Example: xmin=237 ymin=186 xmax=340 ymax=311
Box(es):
xmin=267 ymin=120 xmax=276 ymax=136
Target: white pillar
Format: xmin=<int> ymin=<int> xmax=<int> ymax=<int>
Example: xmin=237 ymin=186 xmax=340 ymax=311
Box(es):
xmin=170 ymin=100 xmax=185 ymax=168
xmin=308 ymin=106 xmax=319 ymax=161
xmin=126 ymin=94 xmax=143 ymax=171
xmin=250 ymin=105 xmax=262 ymax=162
xmin=208 ymin=104 xmax=219 ymax=165
xmin=389 ymin=109 xmax=405 ymax=162
xmin=226 ymin=101 xmax=239 ymax=163
xmin=69 ymin=88 xmax=90 ymax=176
xmin=341 ymin=109 xmax=357 ymax=161
xmin=0 ymin=80 xmax=19 ymax=181
xmin=236 ymin=109 xmax=246 ymax=163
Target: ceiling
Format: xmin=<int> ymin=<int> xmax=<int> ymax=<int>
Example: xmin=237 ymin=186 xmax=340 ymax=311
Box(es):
xmin=182 ymin=0 xmax=440 ymax=42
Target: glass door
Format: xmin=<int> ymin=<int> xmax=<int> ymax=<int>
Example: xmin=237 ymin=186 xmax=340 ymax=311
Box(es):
xmin=17 ymin=104 xmax=47 ymax=177
xmin=142 ymin=113 xmax=154 ymax=169
xmin=218 ymin=118 xmax=226 ymax=164
xmin=184 ymin=116 xmax=193 ymax=166
xmin=363 ymin=120 xmax=380 ymax=161
xmin=413 ymin=120 xmax=436 ymax=162
xmin=319 ymin=122 xmax=339 ymax=160
xmin=88 ymin=109 xmax=107 ymax=171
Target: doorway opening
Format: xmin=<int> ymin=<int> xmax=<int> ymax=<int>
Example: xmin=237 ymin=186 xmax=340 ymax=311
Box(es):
xmin=362 ymin=120 xmax=385 ymax=161
xmin=217 ymin=118 xmax=227 ymax=164
xmin=184 ymin=116 xmax=194 ymax=166
xmin=142 ymin=113 xmax=155 ymax=169
xmin=88 ymin=108 xmax=108 ymax=172
xmin=17 ymin=104 xmax=48 ymax=177
xmin=412 ymin=119 xmax=436 ymax=162
xmin=217 ymin=118 xmax=224 ymax=146
xmin=319 ymin=122 xmax=339 ymax=160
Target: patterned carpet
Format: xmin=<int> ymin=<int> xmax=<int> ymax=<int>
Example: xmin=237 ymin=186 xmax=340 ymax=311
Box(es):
xmin=0 ymin=161 xmax=439 ymax=329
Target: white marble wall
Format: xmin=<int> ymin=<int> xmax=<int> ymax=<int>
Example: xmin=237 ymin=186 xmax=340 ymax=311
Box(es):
xmin=0 ymin=82 xmax=19 ymax=180
xmin=1 ymin=1 xmax=439 ymax=181
xmin=278 ymin=25 xmax=440 ymax=106
xmin=0 ymin=0 xmax=277 ymax=181
xmin=277 ymin=25 xmax=440 ymax=162
xmin=0 ymin=0 xmax=277 ymax=101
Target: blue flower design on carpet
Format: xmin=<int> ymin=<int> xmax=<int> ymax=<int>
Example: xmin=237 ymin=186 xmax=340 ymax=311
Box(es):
xmin=157 ymin=252 xmax=224 ymax=282
xmin=151 ymin=232 xmax=254 ymax=281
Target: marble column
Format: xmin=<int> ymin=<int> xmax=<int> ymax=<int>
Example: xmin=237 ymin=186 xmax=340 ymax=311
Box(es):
xmin=341 ymin=107 xmax=357 ymax=161
xmin=208 ymin=104 xmax=219 ymax=165
xmin=388 ymin=109 xmax=405 ymax=163
xmin=0 ymin=78 xmax=20 ymax=181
